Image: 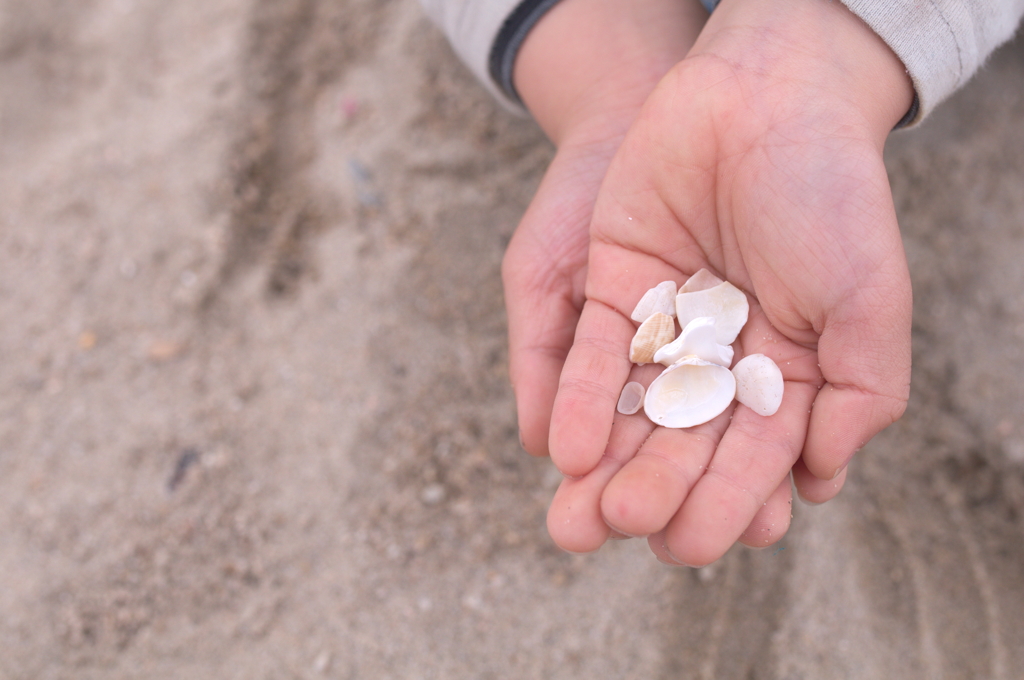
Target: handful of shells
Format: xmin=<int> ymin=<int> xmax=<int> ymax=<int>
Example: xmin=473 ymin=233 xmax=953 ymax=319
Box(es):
xmin=617 ymin=269 xmax=784 ymax=427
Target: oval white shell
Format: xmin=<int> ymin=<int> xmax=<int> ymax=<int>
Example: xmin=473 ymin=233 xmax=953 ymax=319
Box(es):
xmin=675 ymin=281 xmax=749 ymax=345
xmin=732 ymin=354 xmax=784 ymax=416
xmin=654 ymin=317 xmax=734 ymax=367
xmin=631 ymin=281 xmax=678 ymax=323
xmin=629 ymin=312 xmax=676 ymax=365
xmin=616 ymin=381 xmax=646 ymax=415
xmin=679 ymin=268 xmax=724 ymax=294
xmin=644 ymin=357 xmax=737 ymax=428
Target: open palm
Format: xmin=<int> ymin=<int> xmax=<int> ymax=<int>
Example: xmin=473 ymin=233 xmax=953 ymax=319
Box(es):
xmin=547 ymin=53 xmax=912 ymax=565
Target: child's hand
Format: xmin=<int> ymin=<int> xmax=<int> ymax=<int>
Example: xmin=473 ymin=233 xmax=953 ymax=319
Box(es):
xmin=505 ymin=0 xmax=706 ymax=458
xmin=546 ymin=0 xmax=915 ymax=565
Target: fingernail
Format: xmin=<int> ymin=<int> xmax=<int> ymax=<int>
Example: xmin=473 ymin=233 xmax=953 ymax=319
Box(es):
xmin=518 ymin=429 xmax=525 ymax=450
xmin=656 ymin=546 xmax=684 ymax=566
xmin=605 ymin=521 xmax=641 ymax=539
xmin=662 ymin=544 xmax=699 ymax=568
xmin=744 ymin=542 xmax=773 ymax=551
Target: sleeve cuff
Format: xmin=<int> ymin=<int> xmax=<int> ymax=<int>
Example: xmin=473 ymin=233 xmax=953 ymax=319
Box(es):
xmin=487 ymin=0 xmax=565 ymax=108
xmin=842 ymin=0 xmax=1024 ymax=127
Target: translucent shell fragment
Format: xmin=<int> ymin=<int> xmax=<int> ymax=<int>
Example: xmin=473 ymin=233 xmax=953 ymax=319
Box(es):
xmin=616 ymin=381 xmax=646 ymax=415
xmin=653 ymin=317 xmax=734 ymax=368
xmin=732 ymin=354 xmax=784 ymax=416
xmin=630 ymin=281 xmax=677 ymax=323
xmin=629 ymin=312 xmax=676 ymax=365
xmin=644 ymin=357 xmax=736 ymax=428
xmin=675 ymin=280 xmax=749 ymax=345
xmin=679 ymin=268 xmax=724 ymax=294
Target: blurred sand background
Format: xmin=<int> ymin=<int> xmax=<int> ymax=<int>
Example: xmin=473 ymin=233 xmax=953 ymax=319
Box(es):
xmin=1 ymin=1 xmax=1023 ymax=677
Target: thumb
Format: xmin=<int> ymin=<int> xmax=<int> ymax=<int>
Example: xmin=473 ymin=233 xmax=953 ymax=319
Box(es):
xmin=502 ymin=146 xmax=603 ymax=456
xmin=802 ymin=271 xmax=912 ymax=480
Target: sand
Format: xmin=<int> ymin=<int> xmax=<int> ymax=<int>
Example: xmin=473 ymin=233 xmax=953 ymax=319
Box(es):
xmin=1 ymin=1 xmax=1023 ymax=677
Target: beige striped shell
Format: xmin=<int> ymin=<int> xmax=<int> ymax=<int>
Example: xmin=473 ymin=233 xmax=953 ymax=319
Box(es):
xmin=629 ymin=312 xmax=676 ymax=365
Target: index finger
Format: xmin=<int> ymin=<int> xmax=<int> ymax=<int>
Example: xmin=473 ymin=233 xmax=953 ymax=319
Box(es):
xmin=548 ymin=298 xmax=634 ymax=477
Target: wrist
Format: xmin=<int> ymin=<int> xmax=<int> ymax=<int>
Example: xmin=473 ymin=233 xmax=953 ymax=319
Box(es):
xmin=513 ymin=0 xmax=706 ymax=147
xmin=689 ymin=0 xmax=914 ymax=140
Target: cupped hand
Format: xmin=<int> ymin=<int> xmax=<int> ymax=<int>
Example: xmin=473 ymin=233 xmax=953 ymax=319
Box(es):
xmin=546 ymin=0 xmax=915 ymax=564
xmin=504 ymin=0 xmax=707 ymax=457
xmin=502 ymin=139 xmax=610 ymax=458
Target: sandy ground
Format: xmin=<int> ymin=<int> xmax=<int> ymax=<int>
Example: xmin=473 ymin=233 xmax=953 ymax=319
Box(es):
xmin=1 ymin=1 xmax=1023 ymax=677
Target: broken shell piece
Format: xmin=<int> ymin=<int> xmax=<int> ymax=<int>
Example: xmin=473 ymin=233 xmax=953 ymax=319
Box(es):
xmin=653 ymin=317 xmax=734 ymax=368
xmin=617 ymin=381 xmax=646 ymax=415
xmin=679 ymin=268 xmax=724 ymax=294
xmin=629 ymin=312 xmax=676 ymax=364
xmin=675 ymin=281 xmax=749 ymax=345
xmin=644 ymin=357 xmax=736 ymax=428
xmin=630 ymin=281 xmax=678 ymax=323
xmin=732 ymin=354 xmax=784 ymax=416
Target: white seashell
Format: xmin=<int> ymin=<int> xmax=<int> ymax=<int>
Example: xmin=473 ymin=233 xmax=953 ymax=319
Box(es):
xmin=629 ymin=312 xmax=676 ymax=365
xmin=616 ymin=381 xmax=646 ymax=415
xmin=675 ymin=281 xmax=749 ymax=345
xmin=644 ymin=357 xmax=736 ymax=428
xmin=630 ymin=281 xmax=678 ymax=323
xmin=732 ymin=354 xmax=784 ymax=416
xmin=653 ymin=317 xmax=734 ymax=367
xmin=679 ymin=268 xmax=724 ymax=294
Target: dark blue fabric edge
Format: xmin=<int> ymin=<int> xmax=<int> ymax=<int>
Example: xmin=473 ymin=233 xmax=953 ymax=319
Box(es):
xmin=488 ymin=0 xmax=565 ymax=107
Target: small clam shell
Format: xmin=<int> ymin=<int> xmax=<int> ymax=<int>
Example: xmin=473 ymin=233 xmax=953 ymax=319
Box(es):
xmin=653 ymin=317 xmax=734 ymax=367
xmin=679 ymin=268 xmax=724 ymax=294
xmin=629 ymin=312 xmax=676 ymax=365
xmin=732 ymin=354 xmax=784 ymax=416
xmin=675 ymin=281 xmax=749 ymax=345
xmin=617 ymin=381 xmax=646 ymax=415
xmin=631 ymin=281 xmax=678 ymax=323
xmin=644 ymin=357 xmax=737 ymax=428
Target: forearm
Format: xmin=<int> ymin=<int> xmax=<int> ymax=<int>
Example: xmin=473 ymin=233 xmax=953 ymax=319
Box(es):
xmin=688 ymin=0 xmax=914 ymax=141
xmin=514 ymin=0 xmax=707 ymax=146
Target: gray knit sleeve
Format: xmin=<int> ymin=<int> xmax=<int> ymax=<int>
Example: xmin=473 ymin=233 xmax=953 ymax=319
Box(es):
xmin=843 ymin=0 xmax=1024 ymax=125
xmin=419 ymin=0 xmax=549 ymax=114
xmin=420 ymin=0 xmax=1024 ymax=124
